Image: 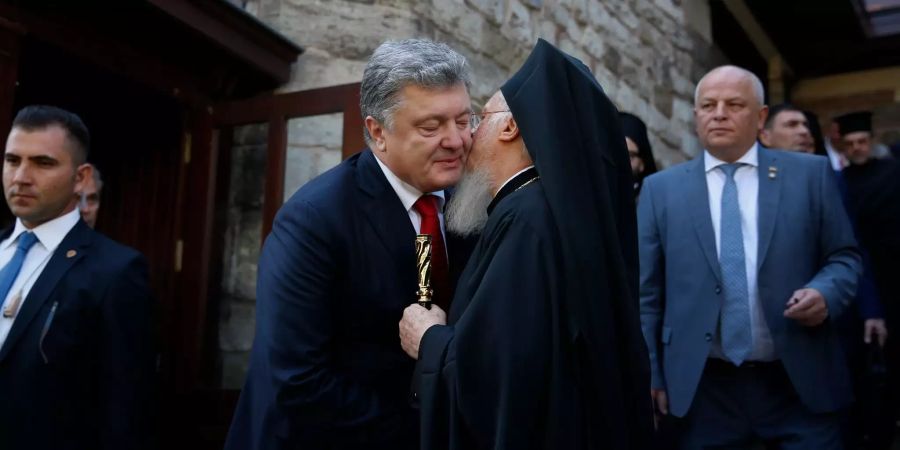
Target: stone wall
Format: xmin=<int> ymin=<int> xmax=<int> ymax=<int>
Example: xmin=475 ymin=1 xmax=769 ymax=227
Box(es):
xmin=241 ymin=0 xmax=718 ymax=165
xmin=217 ymin=123 xmax=267 ymax=388
xmin=217 ymin=0 xmax=719 ymax=387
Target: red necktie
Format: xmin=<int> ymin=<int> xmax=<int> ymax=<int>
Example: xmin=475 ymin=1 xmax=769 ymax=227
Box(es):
xmin=413 ymin=195 xmax=451 ymax=310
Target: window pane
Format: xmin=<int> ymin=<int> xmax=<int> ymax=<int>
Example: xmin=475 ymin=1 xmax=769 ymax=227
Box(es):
xmin=284 ymin=113 xmax=344 ymax=202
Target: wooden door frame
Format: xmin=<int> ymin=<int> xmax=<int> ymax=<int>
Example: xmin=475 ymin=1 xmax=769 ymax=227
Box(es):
xmin=212 ymin=82 xmax=365 ymax=239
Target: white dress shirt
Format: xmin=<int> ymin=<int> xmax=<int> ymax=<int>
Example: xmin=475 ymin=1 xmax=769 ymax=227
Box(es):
xmin=704 ymin=143 xmax=775 ymax=362
xmin=0 ymin=208 xmax=81 ymax=348
xmin=374 ymin=155 xmax=446 ymax=239
xmin=824 ymin=140 xmax=847 ymax=171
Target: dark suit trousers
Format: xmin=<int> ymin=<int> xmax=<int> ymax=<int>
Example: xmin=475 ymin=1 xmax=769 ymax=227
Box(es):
xmin=679 ymin=359 xmax=844 ymax=450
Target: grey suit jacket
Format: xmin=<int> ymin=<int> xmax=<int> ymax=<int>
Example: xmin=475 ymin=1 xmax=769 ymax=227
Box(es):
xmin=638 ymin=147 xmax=861 ymax=417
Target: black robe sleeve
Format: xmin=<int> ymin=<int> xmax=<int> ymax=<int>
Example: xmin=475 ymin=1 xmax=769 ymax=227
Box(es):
xmin=416 ymin=211 xmax=560 ymax=450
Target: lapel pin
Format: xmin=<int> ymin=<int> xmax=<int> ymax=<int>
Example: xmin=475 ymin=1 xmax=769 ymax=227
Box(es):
xmin=768 ymin=166 xmax=778 ymax=179
xmin=66 ymin=250 xmax=77 ymax=258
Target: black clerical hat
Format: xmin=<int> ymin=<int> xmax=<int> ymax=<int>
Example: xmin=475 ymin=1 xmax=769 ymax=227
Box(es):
xmin=835 ymin=111 xmax=873 ymax=136
xmin=619 ymin=112 xmax=657 ymax=176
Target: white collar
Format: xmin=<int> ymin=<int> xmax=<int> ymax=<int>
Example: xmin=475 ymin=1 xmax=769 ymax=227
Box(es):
xmin=496 ymin=165 xmax=536 ymax=195
xmin=704 ymin=142 xmax=759 ymax=173
xmin=374 ymin=154 xmax=446 ymax=212
xmin=3 ymin=207 xmax=81 ymax=252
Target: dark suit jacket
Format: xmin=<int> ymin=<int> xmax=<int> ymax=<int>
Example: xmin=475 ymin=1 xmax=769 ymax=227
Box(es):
xmin=225 ymin=149 xmax=475 ymax=450
xmin=638 ymin=148 xmax=861 ymax=417
xmin=0 ymin=219 xmax=155 ymax=450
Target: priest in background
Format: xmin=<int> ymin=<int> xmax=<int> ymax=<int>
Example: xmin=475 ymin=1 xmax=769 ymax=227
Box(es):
xmin=399 ymin=39 xmax=653 ymax=450
xmin=839 ymin=111 xmax=900 ymax=449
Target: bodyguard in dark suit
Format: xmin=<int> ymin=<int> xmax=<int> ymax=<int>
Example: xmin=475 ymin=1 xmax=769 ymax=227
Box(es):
xmin=639 ymin=66 xmax=861 ymax=448
xmin=0 ymin=106 xmax=154 ymax=450
xmin=224 ymin=39 xmax=476 ymax=450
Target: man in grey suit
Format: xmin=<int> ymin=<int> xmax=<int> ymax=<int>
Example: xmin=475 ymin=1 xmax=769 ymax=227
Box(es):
xmin=638 ymin=65 xmax=861 ymax=448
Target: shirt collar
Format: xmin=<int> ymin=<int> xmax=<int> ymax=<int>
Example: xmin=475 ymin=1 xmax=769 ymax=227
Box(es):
xmin=704 ymin=142 xmax=759 ymax=173
xmin=4 ymin=207 xmax=81 ymax=252
xmin=374 ymin=154 xmax=446 ymax=212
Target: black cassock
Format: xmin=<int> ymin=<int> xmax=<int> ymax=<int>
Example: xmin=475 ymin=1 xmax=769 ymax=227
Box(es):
xmin=844 ymin=159 xmax=900 ymax=412
xmin=416 ymin=170 xmax=573 ymax=450
xmin=414 ymin=39 xmax=653 ymax=450
xmin=844 ymin=159 xmax=900 ymax=317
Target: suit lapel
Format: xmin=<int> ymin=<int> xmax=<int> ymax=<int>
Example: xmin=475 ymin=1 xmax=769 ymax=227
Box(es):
xmin=357 ymin=150 xmax=417 ymax=285
xmin=687 ymin=156 xmax=723 ymax=284
xmin=0 ymin=221 xmax=91 ymax=363
xmin=756 ymin=148 xmax=781 ymax=269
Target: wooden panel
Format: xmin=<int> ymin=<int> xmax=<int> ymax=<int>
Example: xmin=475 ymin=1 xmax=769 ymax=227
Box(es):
xmin=213 ymin=83 xmax=361 ymax=126
xmin=262 ymin=118 xmax=287 ymax=239
xmin=342 ymin=86 xmax=366 ymax=158
xmin=175 ymin=108 xmax=218 ymax=392
xmin=213 ymin=83 xmax=365 ymax=237
xmin=146 ymin=0 xmax=300 ymax=84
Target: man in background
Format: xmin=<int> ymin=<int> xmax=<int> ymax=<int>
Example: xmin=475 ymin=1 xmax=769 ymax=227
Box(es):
xmin=758 ymin=103 xmax=814 ymax=153
xmin=76 ymin=163 xmax=101 ymax=228
xmin=839 ymin=111 xmax=900 ymax=448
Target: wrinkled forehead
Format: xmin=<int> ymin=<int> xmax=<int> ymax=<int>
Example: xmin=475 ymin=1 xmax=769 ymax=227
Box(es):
xmin=697 ymin=71 xmax=756 ymax=101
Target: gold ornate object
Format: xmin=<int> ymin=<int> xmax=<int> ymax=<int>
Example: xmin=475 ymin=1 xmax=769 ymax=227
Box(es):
xmin=415 ymin=234 xmax=433 ymax=309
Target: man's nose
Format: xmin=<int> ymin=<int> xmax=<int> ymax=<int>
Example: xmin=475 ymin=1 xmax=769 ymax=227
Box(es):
xmin=713 ymin=102 xmax=727 ymax=120
xmin=442 ymin=126 xmax=465 ymax=150
xmin=11 ymin=165 xmax=32 ymax=184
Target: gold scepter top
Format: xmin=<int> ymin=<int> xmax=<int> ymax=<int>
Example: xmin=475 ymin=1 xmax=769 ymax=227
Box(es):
xmin=415 ymin=234 xmax=433 ymax=309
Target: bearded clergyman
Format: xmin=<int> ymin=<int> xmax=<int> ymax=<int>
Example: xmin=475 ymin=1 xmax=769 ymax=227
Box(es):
xmin=398 ymin=39 xmax=653 ymax=450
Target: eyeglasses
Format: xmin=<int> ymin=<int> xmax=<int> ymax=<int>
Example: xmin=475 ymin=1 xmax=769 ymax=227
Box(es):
xmin=470 ymin=110 xmax=511 ymax=131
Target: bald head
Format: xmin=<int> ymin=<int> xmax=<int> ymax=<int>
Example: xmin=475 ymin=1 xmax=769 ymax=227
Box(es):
xmin=693 ymin=65 xmax=768 ymax=162
xmin=694 ymin=65 xmax=764 ymax=106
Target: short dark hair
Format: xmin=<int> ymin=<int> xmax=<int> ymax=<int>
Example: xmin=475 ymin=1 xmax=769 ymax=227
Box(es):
xmin=764 ymin=103 xmax=803 ymax=129
xmin=11 ymin=105 xmax=90 ymax=164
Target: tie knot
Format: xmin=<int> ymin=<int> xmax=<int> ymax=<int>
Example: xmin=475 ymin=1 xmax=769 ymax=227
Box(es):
xmin=413 ymin=195 xmax=440 ymax=217
xmin=16 ymin=232 xmax=38 ymax=252
xmin=719 ymin=163 xmax=743 ymax=179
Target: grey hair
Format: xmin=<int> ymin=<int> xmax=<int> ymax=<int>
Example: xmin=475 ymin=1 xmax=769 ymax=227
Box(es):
xmin=360 ymin=39 xmax=471 ymax=146
xmin=694 ymin=65 xmax=765 ymax=106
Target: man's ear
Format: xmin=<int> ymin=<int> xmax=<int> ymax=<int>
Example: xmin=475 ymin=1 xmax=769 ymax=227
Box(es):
xmin=758 ymin=128 xmax=772 ymax=147
xmin=365 ymin=116 xmax=388 ymax=152
xmin=757 ymin=105 xmax=769 ymax=132
xmin=497 ymin=115 xmax=520 ymax=143
xmin=74 ymin=163 xmax=92 ymax=194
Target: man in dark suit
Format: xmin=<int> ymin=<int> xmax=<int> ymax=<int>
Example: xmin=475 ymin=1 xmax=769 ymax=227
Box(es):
xmin=639 ymin=66 xmax=861 ymax=448
xmin=224 ymin=39 xmax=475 ymax=450
xmin=0 ymin=105 xmax=155 ymax=450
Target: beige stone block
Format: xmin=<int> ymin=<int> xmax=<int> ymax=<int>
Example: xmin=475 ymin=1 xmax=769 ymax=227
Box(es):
xmin=284 ymin=113 xmax=344 ymax=200
xmin=503 ymin=0 xmax=537 ymax=47
xmin=466 ymin=0 xmax=507 ymax=25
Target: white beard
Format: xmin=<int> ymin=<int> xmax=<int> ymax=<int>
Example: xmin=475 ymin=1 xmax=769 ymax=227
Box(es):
xmin=445 ymin=168 xmax=492 ymax=237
